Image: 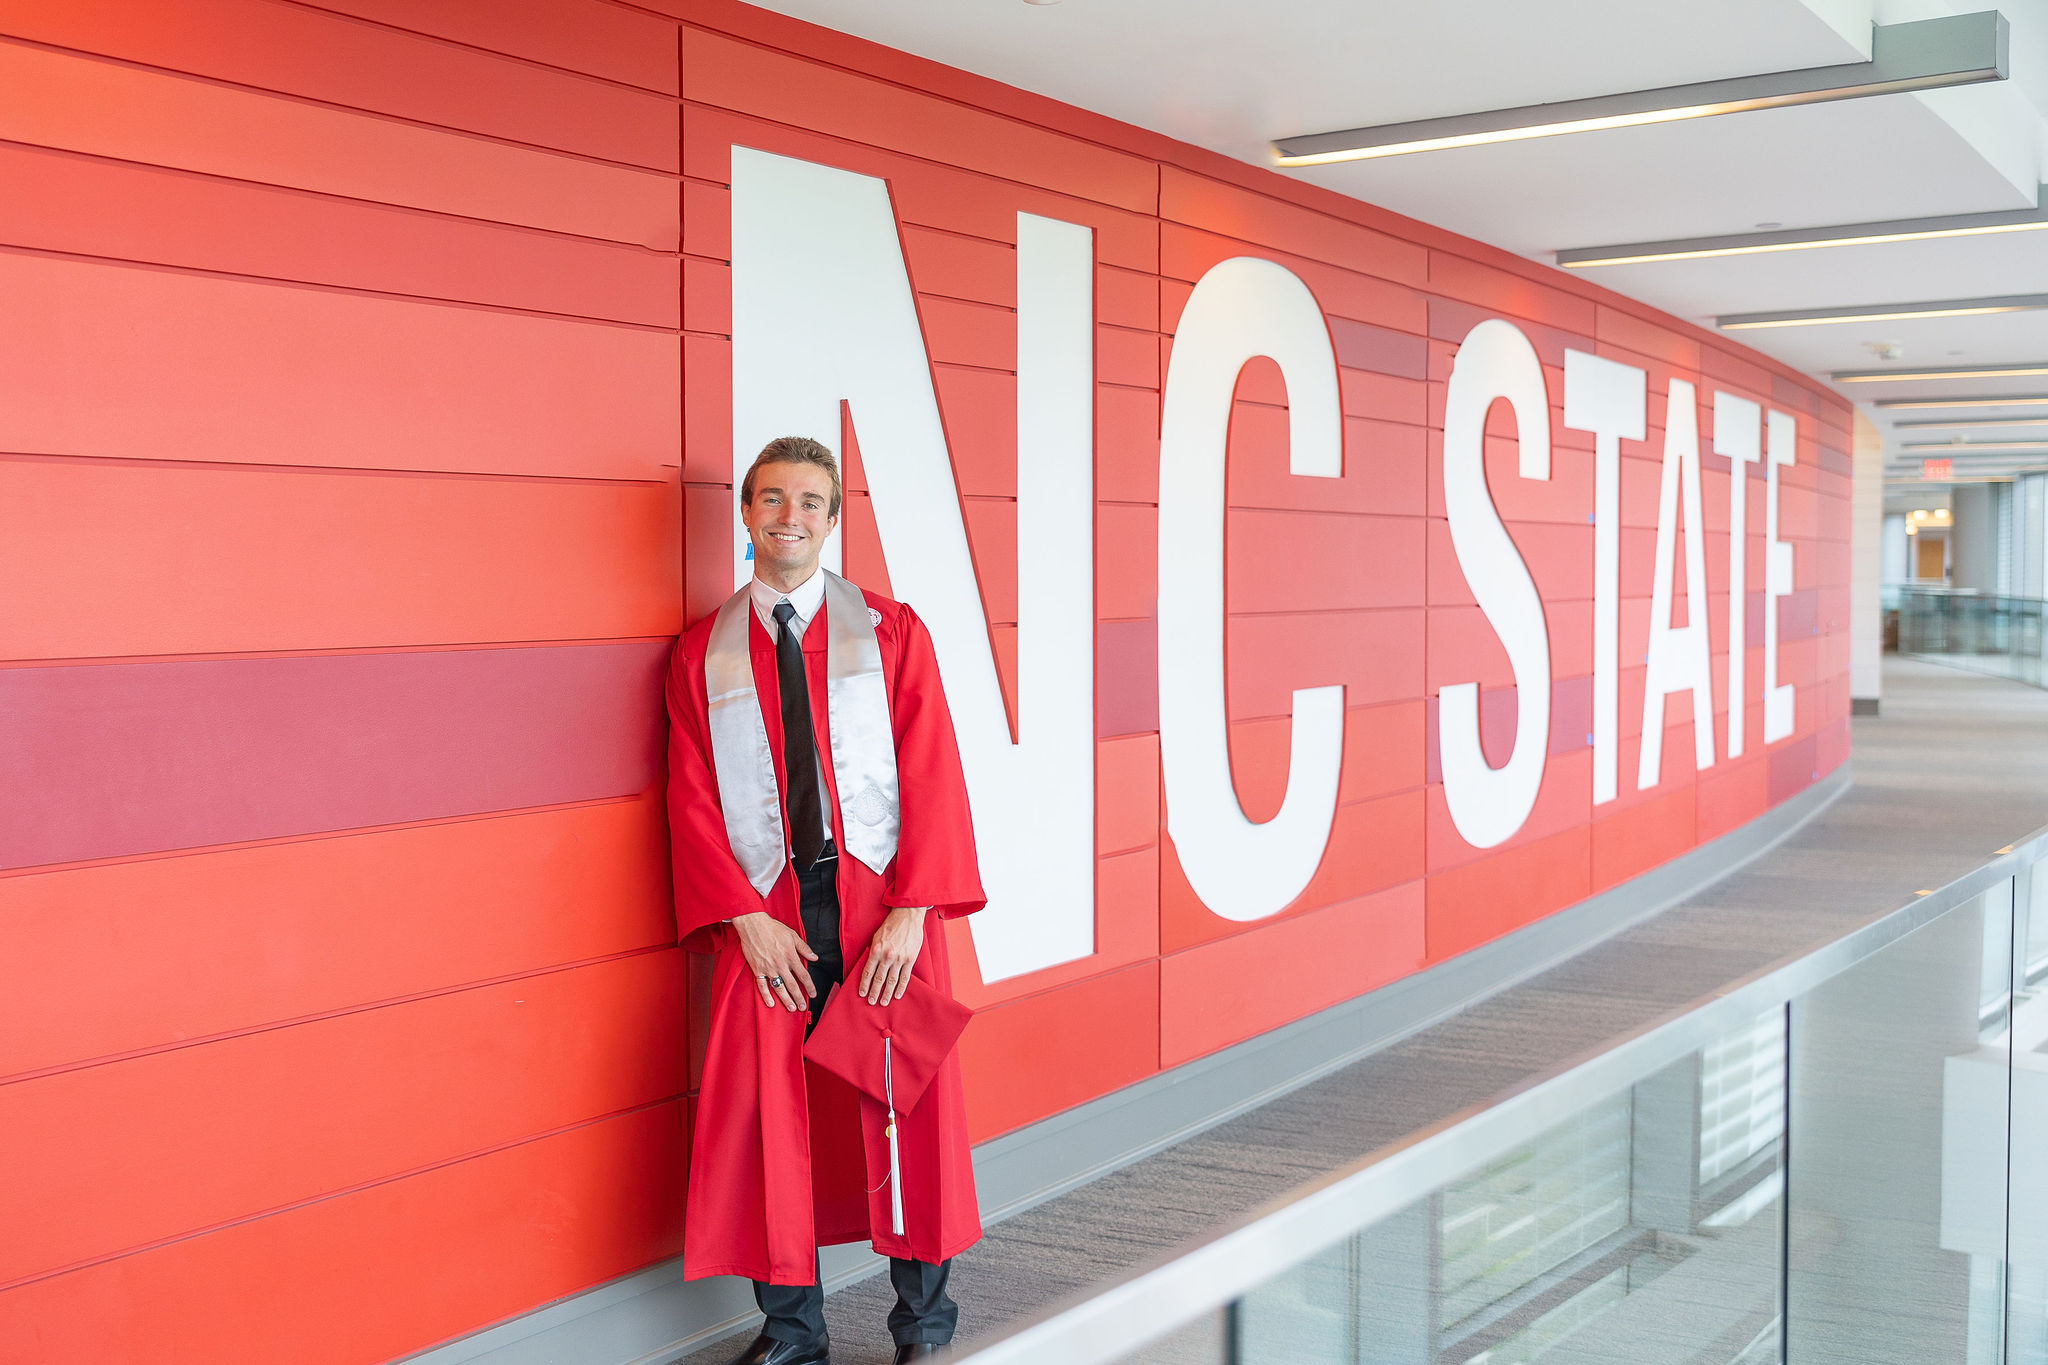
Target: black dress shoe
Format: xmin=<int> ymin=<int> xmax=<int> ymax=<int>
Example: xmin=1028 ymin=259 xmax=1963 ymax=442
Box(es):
xmin=722 ymin=1332 xmax=829 ymax=1365
xmin=892 ymin=1345 xmax=945 ymax=1363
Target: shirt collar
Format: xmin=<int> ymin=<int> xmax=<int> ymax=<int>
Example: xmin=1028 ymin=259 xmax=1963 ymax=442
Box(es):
xmin=749 ymin=566 xmax=827 ymax=633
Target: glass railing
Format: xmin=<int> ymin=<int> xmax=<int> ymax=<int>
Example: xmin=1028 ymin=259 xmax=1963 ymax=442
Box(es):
xmin=1896 ymin=586 xmax=2047 ymax=687
xmin=952 ymin=825 xmax=2048 ymax=1365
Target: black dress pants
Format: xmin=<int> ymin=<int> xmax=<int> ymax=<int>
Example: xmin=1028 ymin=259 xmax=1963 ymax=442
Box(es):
xmin=753 ymin=855 xmax=958 ymax=1348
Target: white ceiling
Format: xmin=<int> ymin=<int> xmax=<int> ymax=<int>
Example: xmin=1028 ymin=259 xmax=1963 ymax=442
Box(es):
xmin=751 ymin=0 xmax=2048 ymax=483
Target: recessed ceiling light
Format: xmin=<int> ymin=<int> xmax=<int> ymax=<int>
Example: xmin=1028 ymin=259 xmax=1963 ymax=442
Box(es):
xmin=1755 ymin=221 xmax=1783 ymax=230
xmin=1273 ymin=12 xmax=2005 ymax=166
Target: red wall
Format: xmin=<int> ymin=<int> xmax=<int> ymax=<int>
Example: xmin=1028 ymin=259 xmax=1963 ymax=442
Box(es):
xmin=0 ymin=3 xmax=1851 ymax=1362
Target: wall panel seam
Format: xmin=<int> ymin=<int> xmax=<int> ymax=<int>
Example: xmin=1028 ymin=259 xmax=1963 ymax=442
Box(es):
xmin=0 ymin=790 xmax=656 ymax=877
xmin=0 ymin=32 xmax=682 ymax=177
xmin=0 ymin=242 xmax=682 ymax=335
xmin=0 ymin=1095 xmax=684 ymax=1295
xmin=0 ymin=450 xmax=676 ymax=490
xmin=0 ymin=943 xmax=681 ymax=1089
xmin=0 ymin=135 xmax=681 ymax=253
xmin=276 ymin=0 xmax=683 ymax=98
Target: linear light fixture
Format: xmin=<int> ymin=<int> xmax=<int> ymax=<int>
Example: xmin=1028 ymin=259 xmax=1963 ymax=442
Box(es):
xmin=1719 ymin=292 xmax=2048 ymax=330
xmin=1889 ymin=454 xmax=2048 ymax=462
xmin=1890 ymin=470 xmax=2042 ymax=481
xmin=1875 ymin=394 xmax=2048 ymax=410
xmin=1888 ymin=462 xmax=2045 ymax=473
xmin=1560 ymin=188 xmax=2048 ymax=268
xmin=1903 ymin=438 xmax=2048 ymax=450
xmin=1889 ymin=453 xmax=2046 ymax=462
xmin=1893 ymin=415 xmax=2048 ymax=429
xmin=1835 ymin=362 xmax=2048 ymax=383
xmin=1274 ymin=12 xmax=2006 ymax=167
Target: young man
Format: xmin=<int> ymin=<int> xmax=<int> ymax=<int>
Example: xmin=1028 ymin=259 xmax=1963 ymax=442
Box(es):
xmin=665 ymin=436 xmax=986 ymax=1365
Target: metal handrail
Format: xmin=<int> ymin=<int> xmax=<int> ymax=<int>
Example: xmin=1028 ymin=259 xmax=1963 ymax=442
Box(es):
xmin=951 ymin=821 xmax=2048 ymax=1365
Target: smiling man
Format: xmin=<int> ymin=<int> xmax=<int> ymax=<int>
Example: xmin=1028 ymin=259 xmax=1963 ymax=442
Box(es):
xmin=664 ymin=436 xmax=987 ymax=1365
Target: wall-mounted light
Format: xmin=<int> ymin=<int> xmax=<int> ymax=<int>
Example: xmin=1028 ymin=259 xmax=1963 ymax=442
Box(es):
xmin=1719 ymin=292 xmax=2048 ymax=331
xmin=1275 ymin=13 xmax=2006 ymax=168
xmin=1836 ymin=362 xmax=2048 ymax=383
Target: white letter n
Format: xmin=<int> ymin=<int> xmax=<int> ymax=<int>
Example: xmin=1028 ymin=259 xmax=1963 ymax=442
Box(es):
xmin=728 ymin=146 xmax=1096 ymax=981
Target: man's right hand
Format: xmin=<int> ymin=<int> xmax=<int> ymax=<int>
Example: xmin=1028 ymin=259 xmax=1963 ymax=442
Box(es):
xmin=732 ymin=911 xmax=820 ymax=1013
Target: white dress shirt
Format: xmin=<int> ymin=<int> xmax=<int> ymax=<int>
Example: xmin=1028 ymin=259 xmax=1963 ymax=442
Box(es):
xmin=749 ymin=566 xmax=827 ymax=641
xmin=750 ymin=569 xmax=835 ymax=849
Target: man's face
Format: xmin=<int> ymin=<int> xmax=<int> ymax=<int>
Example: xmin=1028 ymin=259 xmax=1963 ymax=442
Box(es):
xmin=741 ymin=460 xmax=839 ymax=579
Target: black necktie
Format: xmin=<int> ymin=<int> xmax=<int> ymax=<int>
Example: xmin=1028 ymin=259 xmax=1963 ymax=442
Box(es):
xmin=772 ymin=601 xmax=827 ymax=870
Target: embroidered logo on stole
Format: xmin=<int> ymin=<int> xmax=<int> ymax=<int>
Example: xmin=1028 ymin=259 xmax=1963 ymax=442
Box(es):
xmin=703 ymin=571 xmax=902 ymax=894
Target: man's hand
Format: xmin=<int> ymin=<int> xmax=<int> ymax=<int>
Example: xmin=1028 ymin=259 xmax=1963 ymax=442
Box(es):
xmin=732 ymin=911 xmax=819 ymax=1012
xmin=860 ymin=905 xmax=927 ymax=1004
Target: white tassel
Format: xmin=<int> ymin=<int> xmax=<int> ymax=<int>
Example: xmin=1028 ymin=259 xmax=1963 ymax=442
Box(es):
xmin=885 ymin=1036 xmax=904 ymax=1235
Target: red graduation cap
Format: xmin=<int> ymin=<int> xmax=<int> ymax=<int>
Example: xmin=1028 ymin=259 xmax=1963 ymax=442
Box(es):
xmin=803 ymin=953 xmax=972 ymax=1234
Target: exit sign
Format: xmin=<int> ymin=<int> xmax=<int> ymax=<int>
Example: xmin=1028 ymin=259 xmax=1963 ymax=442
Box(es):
xmin=1922 ymin=457 xmax=1953 ymax=480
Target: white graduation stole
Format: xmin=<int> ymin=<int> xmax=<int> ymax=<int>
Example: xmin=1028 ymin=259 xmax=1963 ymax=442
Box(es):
xmin=703 ymin=570 xmax=901 ymax=895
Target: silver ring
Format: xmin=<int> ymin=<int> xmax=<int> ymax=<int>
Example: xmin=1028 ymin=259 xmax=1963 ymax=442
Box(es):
xmin=769 ymin=975 xmax=785 ymax=988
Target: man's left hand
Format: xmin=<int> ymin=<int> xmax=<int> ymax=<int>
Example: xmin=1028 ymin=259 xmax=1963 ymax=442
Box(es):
xmin=861 ymin=905 xmax=928 ymax=1004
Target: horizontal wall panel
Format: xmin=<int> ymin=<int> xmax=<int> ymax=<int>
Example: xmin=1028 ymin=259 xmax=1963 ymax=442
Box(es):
xmin=680 ymin=28 xmax=1156 ymax=214
xmin=0 ymin=0 xmax=677 ymax=170
xmin=0 ymin=951 xmax=684 ymax=1286
xmin=1424 ymin=826 xmax=1593 ymax=962
xmin=0 ymin=40 xmax=675 ymax=245
xmin=0 ymin=145 xmax=678 ymax=326
xmin=1160 ymin=223 xmax=1426 ymax=332
xmin=1226 ymin=509 xmax=1425 ymax=612
xmin=683 ymin=104 xmax=1159 ymax=274
xmin=1226 ymin=608 xmax=1424 ymax=718
xmin=0 ymin=459 xmax=679 ymax=660
xmin=959 ymin=963 xmax=1160 ymax=1144
xmin=1160 ymin=881 xmax=1425 ymax=1067
xmin=303 ymin=0 xmax=680 ymax=94
xmin=1426 ymin=251 xmax=1597 ymax=334
xmin=0 ymin=1103 xmax=688 ymax=1365
xmin=1158 ymin=166 xmax=1428 ymax=287
xmin=0 ymin=643 xmax=668 ymax=870
xmin=0 ymin=796 xmax=672 ymax=1080
xmin=0 ymin=252 xmax=679 ymax=478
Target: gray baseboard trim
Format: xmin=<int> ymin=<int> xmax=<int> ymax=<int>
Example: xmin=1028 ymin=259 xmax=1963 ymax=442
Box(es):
xmin=1852 ymin=696 xmax=1881 ymax=716
xmin=399 ymin=768 xmax=1849 ymax=1365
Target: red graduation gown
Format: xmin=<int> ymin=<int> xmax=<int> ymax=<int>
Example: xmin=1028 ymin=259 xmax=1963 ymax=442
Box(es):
xmin=665 ymin=587 xmax=986 ymax=1284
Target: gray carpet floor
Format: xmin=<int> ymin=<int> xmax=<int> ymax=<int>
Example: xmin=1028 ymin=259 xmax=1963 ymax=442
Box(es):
xmin=675 ymin=658 xmax=2048 ymax=1365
